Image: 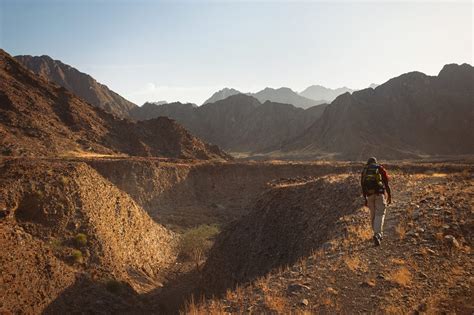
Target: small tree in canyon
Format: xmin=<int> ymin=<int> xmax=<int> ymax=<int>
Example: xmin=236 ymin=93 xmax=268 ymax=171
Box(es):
xmin=179 ymin=224 xmax=219 ymax=270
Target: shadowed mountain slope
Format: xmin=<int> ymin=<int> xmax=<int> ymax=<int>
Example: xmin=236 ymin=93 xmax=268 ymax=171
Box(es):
xmin=0 ymin=49 xmax=229 ymax=160
xmin=282 ymin=64 xmax=474 ymax=160
xmin=15 ymin=55 xmax=137 ymax=118
xmin=131 ymin=94 xmax=328 ymax=153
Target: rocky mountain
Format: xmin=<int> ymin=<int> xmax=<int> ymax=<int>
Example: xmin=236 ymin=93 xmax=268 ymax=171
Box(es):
xmin=282 ymin=63 xmax=474 ymax=159
xmin=252 ymin=87 xmax=325 ymax=109
xmin=0 ymin=49 xmax=229 ymax=160
xmin=15 ymin=55 xmax=137 ymax=118
xmin=203 ymin=87 xmax=241 ymax=104
xmin=131 ymin=94 xmax=328 ymax=153
xmin=299 ymin=85 xmax=354 ymax=103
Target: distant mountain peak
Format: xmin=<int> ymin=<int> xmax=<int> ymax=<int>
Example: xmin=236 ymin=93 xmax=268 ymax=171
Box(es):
xmin=252 ymin=86 xmax=324 ymax=109
xmin=203 ymin=87 xmax=241 ymax=104
xmin=149 ymin=101 xmax=168 ymax=106
xmin=438 ymin=63 xmax=473 ymax=79
xmin=299 ymin=85 xmax=354 ymax=103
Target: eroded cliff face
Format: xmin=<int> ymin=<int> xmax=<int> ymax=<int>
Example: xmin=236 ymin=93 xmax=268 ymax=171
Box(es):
xmin=0 ymin=159 xmax=178 ymax=314
xmin=86 ymin=159 xmax=351 ymax=229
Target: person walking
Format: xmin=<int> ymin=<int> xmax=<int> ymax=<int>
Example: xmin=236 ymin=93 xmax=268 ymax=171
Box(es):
xmin=361 ymin=157 xmax=392 ymax=246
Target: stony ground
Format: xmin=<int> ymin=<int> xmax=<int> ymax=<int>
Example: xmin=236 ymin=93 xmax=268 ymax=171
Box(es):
xmin=0 ymin=159 xmax=472 ymax=314
xmin=186 ymin=170 xmax=473 ymax=314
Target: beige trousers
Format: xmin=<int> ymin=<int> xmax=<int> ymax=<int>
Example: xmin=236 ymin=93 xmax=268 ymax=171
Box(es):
xmin=367 ymin=194 xmax=387 ymax=236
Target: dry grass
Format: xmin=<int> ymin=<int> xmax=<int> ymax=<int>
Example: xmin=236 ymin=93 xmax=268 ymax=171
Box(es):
xmin=431 ymin=173 xmax=448 ymax=178
xmin=254 ymin=275 xmax=271 ymax=293
xmin=183 ymin=295 xmax=227 ymax=315
xmin=346 ymin=224 xmax=373 ymax=241
xmin=390 ymin=258 xmax=405 ymax=265
xmin=389 ymin=267 xmax=412 ymax=287
xmin=298 ymin=257 xmax=308 ymax=275
xmin=344 ymin=256 xmax=368 ymax=272
xmin=61 ymin=150 xmax=126 ymax=158
xmin=383 ymin=305 xmax=405 ymax=314
xmin=264 ymin=292 xmax=287 ymax=313
xmin=395 ymin=222 xmax=406 ymax=239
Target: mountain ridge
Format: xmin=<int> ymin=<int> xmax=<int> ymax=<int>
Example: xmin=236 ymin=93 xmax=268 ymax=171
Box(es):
xmin=203 ymin=87 xmax=241 ymax=104
xmin=131 ymin=94 xmax=328 ymax=153
xmin=299 ymin=85 xmax=354 ymax=103
xmin=15 ymin=54 xmax=137 ymax=118
xmin=1 ymin=49 xmax=229 ymax=160
xmin=281 ymin=63 xmax=474 ymax=159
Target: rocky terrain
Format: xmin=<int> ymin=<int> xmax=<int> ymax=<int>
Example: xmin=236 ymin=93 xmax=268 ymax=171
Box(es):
xmin=1 ymin=155 xmax=472 ymax=314
xmin=15 ymin=55 xmax=137 ymax=118
xmin=1 ymin=45 xmax=473 ymax=315
xmin=0 ymin=49 xmax=228 ymax=160
xmin=279 ymin=63 xmax=474 ymax=160
xmin=85 ymin=159 xmax=348 ymax=229
xmin=0 ymin=158 xmax=178 ymax=314
xmin=131 ymin=94 xmax=328 ymax=153
xmin=187 ymin=163 xmax=474 ymax=314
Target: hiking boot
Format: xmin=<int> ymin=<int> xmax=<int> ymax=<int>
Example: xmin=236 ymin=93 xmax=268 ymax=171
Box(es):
xmin=373 ymin=233 xmax=382 ymax=246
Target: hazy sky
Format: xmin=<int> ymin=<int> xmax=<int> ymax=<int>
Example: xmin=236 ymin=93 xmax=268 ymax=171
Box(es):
xmin=1 ymin=0 xmax=472 ymax=105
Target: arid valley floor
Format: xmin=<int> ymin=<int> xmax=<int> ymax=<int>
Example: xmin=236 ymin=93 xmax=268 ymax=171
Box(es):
xmin=1 ymin=156 xmax=472 ymax=314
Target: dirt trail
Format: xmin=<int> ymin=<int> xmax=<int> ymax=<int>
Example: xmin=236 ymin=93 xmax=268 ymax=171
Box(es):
xmin=189 ymin=170 xmax=473 ymax=314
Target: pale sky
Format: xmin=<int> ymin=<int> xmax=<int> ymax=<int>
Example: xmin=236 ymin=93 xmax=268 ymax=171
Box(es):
xmin=1 ymin=0 xmax=472 ymax=105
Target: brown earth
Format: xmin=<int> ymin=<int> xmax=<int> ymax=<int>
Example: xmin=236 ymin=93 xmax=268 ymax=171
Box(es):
xmin=0 ymin=157 xmax=472 ymax=314
xmin=84 ymin=158 xmax=351 ymax=230
xmin=0 ymin=49 xmax=229 ymax=160
xmin=189 ymin=164 xmax=473 ymax=314
xmin=15 ymin=55 xmax=137 ymax=118
xmin=0 ymin=158 xmax=178 ymax=314
xmin=1 ymin=49 xmax=473 ymax=313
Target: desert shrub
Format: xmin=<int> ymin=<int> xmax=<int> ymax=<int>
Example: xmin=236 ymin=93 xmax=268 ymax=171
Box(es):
xmin=74 ymin=233 xmax=87 ymax=247
xmin=71 ymin=249 xmax=83 ymax=263
xmin=105 ymin=279 xmax=122 ymax=294
xmin=179 ymin=224 xmax=219 ymax=269
xmin=49 ymin=238 xmax=63 ymax=250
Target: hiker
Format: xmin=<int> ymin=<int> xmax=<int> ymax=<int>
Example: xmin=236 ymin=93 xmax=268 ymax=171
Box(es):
xmin=361 ymin=157 xmax=392 ymax=246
